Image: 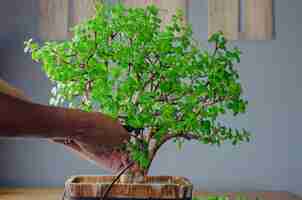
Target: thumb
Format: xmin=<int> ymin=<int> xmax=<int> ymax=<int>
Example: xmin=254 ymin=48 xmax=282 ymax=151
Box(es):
xmin=49 ymin=138 xmax=82 ymax=153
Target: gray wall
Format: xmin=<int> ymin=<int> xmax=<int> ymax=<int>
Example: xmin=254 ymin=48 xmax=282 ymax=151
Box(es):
xmin=0 ymin=0 xmax=301 ymax=197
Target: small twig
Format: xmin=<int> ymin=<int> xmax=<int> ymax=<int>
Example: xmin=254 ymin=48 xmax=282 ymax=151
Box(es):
xmin=100 ymin=161 xmax=135 ymax=200
xmin=127 ymin=63 xmax=132 ymax=76
xmin=51 ymin=49 xmax=73 ymax=66
xmin=212 ymin=40 xmax=220 ymax=58
xmin=86 ymin=31 xmax=98 ymax=66
xmin=146 ymin=132 xmax=202 ymax=171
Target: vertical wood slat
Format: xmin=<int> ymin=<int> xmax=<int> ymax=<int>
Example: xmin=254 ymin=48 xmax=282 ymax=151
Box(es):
xmin=123 ymin=0 xmax=147 ymax=7
xmin=208 ymin=0 xmax=240 ymax=40
xmin=39 ymin=0 xmax=69 ymax=40
xmin=244 ymin=0 xmax=273 ymax=40
xmin=124 ymin=0 xmax=187 ymax=25
xmin=69 ymin=0 xmax=96 ymax=28
xmin=208 ymin=0 xmax=273 ymax=40
xmin=39 ymin=0 xmax=96 ymax=40
xmin=155 ymin=0 xmax=188 ymax=24
xmin=39 ymin=1 xmax=189 ymax=40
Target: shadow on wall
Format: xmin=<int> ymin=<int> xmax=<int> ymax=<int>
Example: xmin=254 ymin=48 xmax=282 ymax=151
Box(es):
xmin=0 ymin=0 xmax=38 ymax=78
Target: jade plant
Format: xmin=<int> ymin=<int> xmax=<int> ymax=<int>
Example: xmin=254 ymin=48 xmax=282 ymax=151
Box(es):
xmin=25 ymin=3 xmax=250 ymax=176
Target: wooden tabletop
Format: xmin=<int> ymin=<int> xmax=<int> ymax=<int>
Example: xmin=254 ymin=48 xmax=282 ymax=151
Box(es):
xmin=0 ymin=188 xmax=301 ymax=200
xmin=0 ymin=188 xmax=63 ymax=200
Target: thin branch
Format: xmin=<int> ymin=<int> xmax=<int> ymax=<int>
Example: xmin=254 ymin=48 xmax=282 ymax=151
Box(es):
xmin=128 ymin=63 xmax=132 ymax=75
xmin=51 ymin=50 xmax=73 ymax=66
xmin=161 ymin=133 xmax=201 ymax=145
xmin=111 ymin=32 xmax=118 ymax=40
xmin=212 ymin=42 xmax=219 ymax=57
xmin=147 ymin=128 xmax=156 ymax=144
xmin=203 ymin=95 xmax=232 ymax=107
xmin=153 ymin=80 xmax=160 ymax=92
xmin=86 ymin=31 xmax=98 ymax=66
xmin=133 ymin=72 xmax=157 ymax=104
xmin=146 ymin=133 xmax=202 ymax=171
xmin=145 ymin=56 xmax=154 ymax=65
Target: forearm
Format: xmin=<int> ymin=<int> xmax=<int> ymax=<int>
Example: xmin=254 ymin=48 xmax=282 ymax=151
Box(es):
xmin=0 ymin=93 xmax=87 ymax=138
xmin=0 ymin=79 xmax=28 ymax=101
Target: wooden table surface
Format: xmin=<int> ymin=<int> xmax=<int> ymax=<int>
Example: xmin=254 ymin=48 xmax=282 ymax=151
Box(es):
xmin=0 ymin=188 xmax=301 ymax=200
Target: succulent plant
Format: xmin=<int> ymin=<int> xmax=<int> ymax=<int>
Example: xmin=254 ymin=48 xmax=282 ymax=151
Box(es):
xmin=25 ymin=2 xmax=250 ymax=175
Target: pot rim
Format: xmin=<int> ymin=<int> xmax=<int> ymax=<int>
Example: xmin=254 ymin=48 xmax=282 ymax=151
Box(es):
xmin=65 ymin=175 xmax=193 ymax=199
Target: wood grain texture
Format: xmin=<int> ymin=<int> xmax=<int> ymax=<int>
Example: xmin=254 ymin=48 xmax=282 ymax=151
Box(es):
xmin=124 ymin=0 xmax=187 ymax=25
xmin=39 ymin=0 xmax=69 ymax=40
xmin=0 ymin=188 xmax=301 ymax=200
xmin=0 ymin=188 xmax=63 ymax=200
xmin=208 ymin=0 xmax=240 ymax=40
xmin=69 ymin=0 xmax=95 ymax=28
xmin=65 ymin=176 xmax=193 ymax=198
xmin=244 ymin=0 xmax=273 ymax=40
xmin=39 ymin=0 xmax=95 ymax=40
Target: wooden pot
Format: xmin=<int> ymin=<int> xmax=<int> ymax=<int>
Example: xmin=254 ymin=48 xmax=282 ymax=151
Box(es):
xmin=64 ymin=176 xmax=193 ymax=200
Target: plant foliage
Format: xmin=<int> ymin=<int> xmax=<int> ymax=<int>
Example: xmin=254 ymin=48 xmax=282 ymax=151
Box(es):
xmin=25 ymin=2 xmax=251 ymax=173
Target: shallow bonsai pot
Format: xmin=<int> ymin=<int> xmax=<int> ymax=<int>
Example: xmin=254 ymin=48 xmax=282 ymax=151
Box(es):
xmin=64 ymin=176 xmax=193 ymax=200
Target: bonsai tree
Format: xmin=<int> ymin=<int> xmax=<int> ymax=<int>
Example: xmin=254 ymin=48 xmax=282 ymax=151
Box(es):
xmin=25 ymin=2 xmax=250 ymax=177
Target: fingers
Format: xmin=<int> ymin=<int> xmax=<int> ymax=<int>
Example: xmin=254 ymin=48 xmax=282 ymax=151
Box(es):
xmin=50 ymin=138 xmax=83 ymax=153
xmin=49 ymin=138 xmax=110 ymax=168
xmin=48 ymin=137 xmax=130 ymax=174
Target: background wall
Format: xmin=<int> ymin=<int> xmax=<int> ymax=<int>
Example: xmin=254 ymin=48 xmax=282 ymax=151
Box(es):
xmin=0 ymin=0 xmax=301 ymax=196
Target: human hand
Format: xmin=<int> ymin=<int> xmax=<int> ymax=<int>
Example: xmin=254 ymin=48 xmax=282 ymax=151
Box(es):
xmin=51 ymin=112 xmax=134 ymax=173
xmin=0 ymin=79 xmax=136 ymax=173
xmin=51 ymin=138 xmax=131 ymax=173
xmin=70 ymin=112 xmax=130 ymax=148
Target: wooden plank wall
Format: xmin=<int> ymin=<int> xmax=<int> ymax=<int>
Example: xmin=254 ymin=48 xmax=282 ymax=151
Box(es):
xmin=208 ymin=0 xmax=273 ymax=40
xmin=124 ymin=0 xmax=187 ymax=25
xmin=69 ymin=0 xmax=96 ymax=28
xmin=208 ymin=0 xmax=240 ymax=40
xmin=244 ymin=0 xmax=273 ymax=40
xmin=39 ymin=0 xmax=273 ymax=41
xmin=39 ymin=0 xmax=69 ymax=40
xmin=39 ymin=0 xmax=188 ymax=40
xmin=39 ymin=0 xmax=95 ymax=40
